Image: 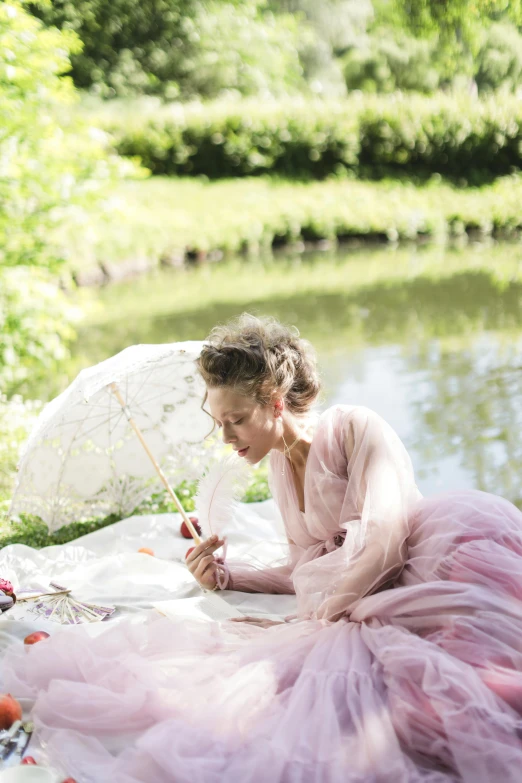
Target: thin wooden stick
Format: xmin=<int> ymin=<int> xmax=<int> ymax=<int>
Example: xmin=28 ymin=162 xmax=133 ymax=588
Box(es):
xmin=110 ymin=383 xmax=202 ymax=545
xmin=17 ymin=589 xmax=71 ymax=601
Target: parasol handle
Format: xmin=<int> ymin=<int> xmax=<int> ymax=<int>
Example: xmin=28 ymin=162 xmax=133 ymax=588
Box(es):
xmin=109 ymin=383 xmax=202 ymax=545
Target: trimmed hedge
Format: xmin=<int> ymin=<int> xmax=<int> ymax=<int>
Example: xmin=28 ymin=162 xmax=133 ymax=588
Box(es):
xmin=93 ymin=95 xmax=522 ymax=182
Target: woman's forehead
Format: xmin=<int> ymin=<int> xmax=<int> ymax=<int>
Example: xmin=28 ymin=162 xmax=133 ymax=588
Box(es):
xmin=206 ymin=387 xmax=253 ymax=417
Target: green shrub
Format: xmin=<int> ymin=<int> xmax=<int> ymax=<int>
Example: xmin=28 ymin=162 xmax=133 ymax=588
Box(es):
xmin=0 ymin=268 xmax=80 ymax=392
xmin=0 ymin=1 xmax=136 ymax=391
xmin=0 ymin=394 xmax=42 ymax=516
xmin=102 ymin=99 xmax=360 ymax=178
xmin=91 ymin=95 xmax=522 ymax=183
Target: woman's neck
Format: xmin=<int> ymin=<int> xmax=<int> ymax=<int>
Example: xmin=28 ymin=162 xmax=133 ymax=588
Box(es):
xmin=274 ymin=414 xmax=313 ymax=469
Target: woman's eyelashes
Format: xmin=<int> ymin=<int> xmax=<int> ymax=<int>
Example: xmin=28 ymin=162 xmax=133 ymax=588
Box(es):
xmin=214 ymin=417 xmax=243 ymax=428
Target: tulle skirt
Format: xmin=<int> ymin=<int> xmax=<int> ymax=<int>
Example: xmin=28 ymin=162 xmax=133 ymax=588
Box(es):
xmin=5 ymin=489 xmax=522 ymax=783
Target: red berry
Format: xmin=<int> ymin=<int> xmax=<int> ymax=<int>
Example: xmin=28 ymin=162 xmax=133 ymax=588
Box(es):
xmin=21 ymin=756 xmax=37 ymax=765
xmin=61 ymin=778 xmax=78 ymax=783
xmin=180 ymin=516 xmax=201 ymax=539
xmin=185 ymin=547 xmax=195 ymax=559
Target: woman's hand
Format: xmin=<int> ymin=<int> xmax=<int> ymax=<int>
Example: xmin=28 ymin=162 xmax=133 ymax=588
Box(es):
xmin=185 ymin=535 xmax=225 ymax=590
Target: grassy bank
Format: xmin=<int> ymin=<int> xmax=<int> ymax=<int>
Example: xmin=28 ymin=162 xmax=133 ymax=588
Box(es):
xmin=62 ymin=174 xmax=522 ymax=283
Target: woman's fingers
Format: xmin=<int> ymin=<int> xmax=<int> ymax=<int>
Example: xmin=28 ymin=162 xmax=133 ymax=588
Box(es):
xmin=185 ymin=535 xmax=224 ymax=587
xmin=186 ymin=537 xmax=223 ymax=568
xmin=194 ymin=555 xmax=217 ymax=581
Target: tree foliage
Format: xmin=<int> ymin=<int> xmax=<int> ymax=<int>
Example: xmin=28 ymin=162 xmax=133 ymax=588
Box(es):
xmin=29 ymin=0 xmax=199 ymax=96
xmin=29 ymin=0 xmax=309 ymax=98
xmin=362 ymin=0 xmax=522 ymax=89
xmin=390 ymin=0 xmax=522 ymax=78
xmin=0 ymin=0 xmax=132 ymax=391
xmin=0 ymin=0 xmax=131 ymax=269
xmin=342 ymin=29 xmax=440 ymax=93
xmin=25 ymin=0 xmax=522 ymax=97
xmin=475 ymin=22 xmax=522 ymax=92
xmin=171 ymin=2 xmax=306 ymax=98
xmin=393 ymin=0 xmax=522 ymax=38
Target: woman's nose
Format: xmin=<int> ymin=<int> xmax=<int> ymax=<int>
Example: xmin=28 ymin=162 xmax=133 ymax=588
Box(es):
xmin=222 ymin=427 xmax=236 ymax=445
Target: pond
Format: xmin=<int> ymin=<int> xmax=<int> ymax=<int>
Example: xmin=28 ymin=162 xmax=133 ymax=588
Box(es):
xmin=48 ymin=240 xmax=522 ymax=507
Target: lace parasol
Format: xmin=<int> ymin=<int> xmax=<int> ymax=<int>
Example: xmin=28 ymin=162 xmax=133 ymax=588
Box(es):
xmin=9 ymin=342 xmax=217 ymax=533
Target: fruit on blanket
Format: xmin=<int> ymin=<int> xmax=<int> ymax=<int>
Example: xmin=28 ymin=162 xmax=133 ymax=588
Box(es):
xmin=23 ymin=631 xmax=50 ymax=645
xmin=138 ymin=547 xmax=154 ymax=556
xmin=0 ymin=579 xmax=16 ymax=606
xmin=21 ymin=756 xmax=37 ymax=765
xmin=61 ymin=778 xmax=78 ymax=782
xmin=180 ymin=516 xmax=201 ymax=539
xmin=0 ymin=693 xmax=22 ymax=730
xmin=185 ymin=547 xmax=195 ymax=559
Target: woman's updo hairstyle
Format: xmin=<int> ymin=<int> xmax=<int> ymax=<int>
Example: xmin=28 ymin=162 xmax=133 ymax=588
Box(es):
xmin=197 ymin=313 xmax=321 ymax=415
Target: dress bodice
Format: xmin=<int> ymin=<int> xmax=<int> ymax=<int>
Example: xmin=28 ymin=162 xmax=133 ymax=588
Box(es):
xmin=269 ymin=404 xmax=421 ymax=619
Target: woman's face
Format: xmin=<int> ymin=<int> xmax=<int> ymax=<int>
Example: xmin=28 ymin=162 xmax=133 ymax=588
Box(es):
xmin=206 ymin=386 xmax=278 ymax=465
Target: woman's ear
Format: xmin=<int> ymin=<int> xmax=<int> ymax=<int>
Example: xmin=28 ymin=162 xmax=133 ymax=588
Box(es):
xmin=273 ymin=398 xmax=284 ymax=418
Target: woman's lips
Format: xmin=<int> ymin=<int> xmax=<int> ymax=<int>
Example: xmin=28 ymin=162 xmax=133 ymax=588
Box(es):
xmin=237 ymin=447 xmax=249 ymax=457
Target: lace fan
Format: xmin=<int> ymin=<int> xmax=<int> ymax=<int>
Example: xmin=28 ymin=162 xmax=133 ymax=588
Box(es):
xmin=17 ymin=582 xmax=115 ymax=625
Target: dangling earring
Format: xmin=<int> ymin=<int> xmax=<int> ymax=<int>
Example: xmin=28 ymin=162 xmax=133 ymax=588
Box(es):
xmin=274 ymin=407 xmax=286 ymax=477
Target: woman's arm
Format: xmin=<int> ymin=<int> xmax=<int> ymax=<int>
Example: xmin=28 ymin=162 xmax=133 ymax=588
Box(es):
xmin=226 ymin=562 xmax=295 ymax=594
xmin=224 ymin=532 xmax=297 ymax=594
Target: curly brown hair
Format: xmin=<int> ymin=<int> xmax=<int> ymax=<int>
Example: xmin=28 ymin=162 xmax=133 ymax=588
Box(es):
xmin=196 ymin=313 xmax=321 ymax=416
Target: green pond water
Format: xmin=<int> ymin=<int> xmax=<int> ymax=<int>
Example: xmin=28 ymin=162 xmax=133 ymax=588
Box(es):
xmin=46 ymin=240 xmax=522 ymax=507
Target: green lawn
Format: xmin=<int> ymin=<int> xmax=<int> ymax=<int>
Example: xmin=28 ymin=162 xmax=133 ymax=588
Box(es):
xmin=60 ymin=174 xmax=522 ymax=279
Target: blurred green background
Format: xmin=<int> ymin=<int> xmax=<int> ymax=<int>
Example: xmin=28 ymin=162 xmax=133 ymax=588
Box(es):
xmin=2 ymin=0 xmax=522 ymax=545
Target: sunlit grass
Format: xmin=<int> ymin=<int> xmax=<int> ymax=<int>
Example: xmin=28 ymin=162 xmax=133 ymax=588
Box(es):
xmin=59 ymin=174 xmax=522 ymax=277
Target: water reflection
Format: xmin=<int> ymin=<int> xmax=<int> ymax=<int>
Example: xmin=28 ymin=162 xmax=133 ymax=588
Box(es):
xmin=327 ymin=336 xmax=522 ymax=505
xmin=45 ymin=243 xmax=522 ymax=505
xmin=76 ymin=267 xmax=522 ymax=357
xmin=409 ymin=338 xmax=522 ymax=505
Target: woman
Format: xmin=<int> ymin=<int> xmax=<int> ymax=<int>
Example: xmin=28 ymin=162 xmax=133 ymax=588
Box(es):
xmin=7 ymin=314 xmax=522 ymax=782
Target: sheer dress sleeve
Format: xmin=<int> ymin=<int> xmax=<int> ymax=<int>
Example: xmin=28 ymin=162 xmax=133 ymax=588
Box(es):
xmin=219 ymin=467 xmax=297 ymax=595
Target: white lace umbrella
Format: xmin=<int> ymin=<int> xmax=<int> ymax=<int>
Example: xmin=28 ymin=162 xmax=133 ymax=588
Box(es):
xmin=9 ymin=342 xmax=213 ymax=535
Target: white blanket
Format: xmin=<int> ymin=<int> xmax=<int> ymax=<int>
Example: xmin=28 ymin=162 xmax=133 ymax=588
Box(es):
xmin=0 ymin=500 xmax=298 ymax=675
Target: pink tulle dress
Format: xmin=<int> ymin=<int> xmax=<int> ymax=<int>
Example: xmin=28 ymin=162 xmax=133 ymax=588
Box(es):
xmin=6 ymin=404 xmax=522 ymax=782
